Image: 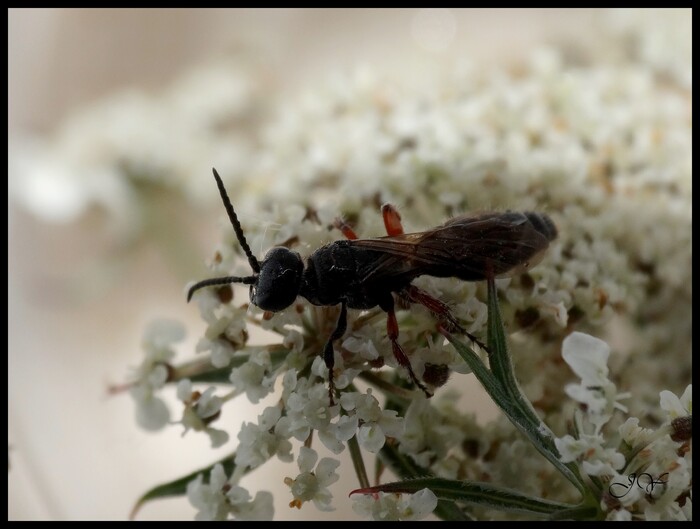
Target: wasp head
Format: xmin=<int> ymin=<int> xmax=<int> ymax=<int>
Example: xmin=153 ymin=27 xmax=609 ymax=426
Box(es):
xmin=251 ymin=247 xmax=304 ymax=311
xmin=187 ymin=169 xmax=307 ymax=310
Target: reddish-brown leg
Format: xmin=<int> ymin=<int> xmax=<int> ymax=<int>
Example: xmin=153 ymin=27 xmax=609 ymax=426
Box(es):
xmin=335 ymin=204 xmax=403 ymax=239
xmin=381 ymin=203 xmax=404 ymax=236
xmin=380 ymin=295 xmax=432 ymax=398
xmin=401 ymin=284 xmax=490 ymax=353
xmin=333 ymin=218 xmax=359 ymax=240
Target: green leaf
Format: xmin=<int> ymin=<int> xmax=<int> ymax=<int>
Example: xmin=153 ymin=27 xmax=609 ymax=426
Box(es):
xmin=484 ymin=279 xmax=518 ymax=392
xmin=444 ymin=280 xmax=588 ymax=495
xmin=347 ymin=433 xmax=370 ymax=490
xmin=351 ymin=477 xmax=573 ymax=517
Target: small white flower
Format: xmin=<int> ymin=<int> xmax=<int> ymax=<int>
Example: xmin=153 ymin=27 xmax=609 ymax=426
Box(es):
xmin=562 ymin=332 xmax=610 ymax=386
xmin=187 ymin=463 xmax=231 ymax=521
xmin=342 ymin=333 xmax=380 ymax=361
xmin=229 ymin=488 xmax=274 ymax=521
xmin=176 ymin=380 xmax=229 ymax=448
xmin=352 ymin=488 xmax=437 ymax=520
xmin=555 ymin=432 xmax=625 ymax=476
xmin=606 ymin=508 xmax=633 ymax=521
xmin=284 ymin=446 xmax=340 ymax=511
xmin=659 ymin=384 xmax=691 ymax=421
xmin=229 ymin=349 xmax=276 ymax=403
xmin=186 ymin=463 xmax=274 ymax=521
xmin=399 ymin=398 xmax=463 ymax=468
xmin=195 ymin=304 xmax=250 ymax=368
xmin=561 ymin=332 xmax=627 ymax=432
xmin=618 ymin=417 xmax=655 ymax=447
xmin=234 ymin=407 xmax=293 ymax=470
xmin=340 ymin=390 xmax=404 ymax=453
xmin=276 ymin=376 xmax=357 ymax=454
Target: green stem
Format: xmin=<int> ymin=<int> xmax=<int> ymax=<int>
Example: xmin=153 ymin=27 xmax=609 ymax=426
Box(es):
xmin=347 ymin=435 xmax=370 ymax=490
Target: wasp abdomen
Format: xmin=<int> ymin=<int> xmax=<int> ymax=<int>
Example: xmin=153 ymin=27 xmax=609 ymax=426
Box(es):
xmin=524 ymin=211 xmax=558 ymax=242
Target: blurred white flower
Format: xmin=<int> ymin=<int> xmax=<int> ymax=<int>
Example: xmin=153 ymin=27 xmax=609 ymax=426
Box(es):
xmin=128 ymin=319 xmax=185 ymax=430
xmin=10 ymin=57 xmax=270 ymax=242
xmin=234 ymin=406 xmax=294 ymax=470
xmin=186 ymin=463 xmax=274 ymax=521
xmin=400 ymin=398 xmax=464 ymax=468
xmin=555 ymin=432 xmax=625 ymax=476
xmin=352 ymin=488 xmax=437 ymax=520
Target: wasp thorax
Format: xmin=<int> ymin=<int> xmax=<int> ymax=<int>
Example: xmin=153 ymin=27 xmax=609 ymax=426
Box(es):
xmin=251 ymin=247 xmax=304 ymax=312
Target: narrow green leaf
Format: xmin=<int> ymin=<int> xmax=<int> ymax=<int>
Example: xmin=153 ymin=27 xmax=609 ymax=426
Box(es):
xmin=352 ymin=477 xmax=574 ymax=517
xmin=438 ymin=326 xmax=509 ymax=405
xmin=485 ymin=280 xmax=588 ymax=493
xmin=484 ymin=279 xmax=518 ymax=391
xmin=348 ymin=434 xmax=370 ymax=490
xmin=445 ymin=281 xmax=588 ymax=494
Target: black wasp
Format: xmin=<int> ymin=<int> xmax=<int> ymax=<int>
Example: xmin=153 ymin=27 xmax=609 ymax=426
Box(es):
xmin=188 ymin=169 xmax=557 ymax=404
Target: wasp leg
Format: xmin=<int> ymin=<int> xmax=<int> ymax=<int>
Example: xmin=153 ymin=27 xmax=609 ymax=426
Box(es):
xmin=400 ymin=284 xmax=490 ymax=353
xmin=380 ymin=295 xmax=433 ymax=398
xmin=381 ymin=203 xmax=404 ymax=236
xmin=332 ymin=218 xmax=359 ymax=240
xmin=322 ymin=302 xmax=347 ymax=405
xmin=335 ymin=204 xmax=403 ymax=239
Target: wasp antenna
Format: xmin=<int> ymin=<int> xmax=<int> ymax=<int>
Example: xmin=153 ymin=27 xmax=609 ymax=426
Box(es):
xmin=211 ymin=168 xmax=261 ymax=273
xmin=187 ymin=275 xmax=257 ymax=302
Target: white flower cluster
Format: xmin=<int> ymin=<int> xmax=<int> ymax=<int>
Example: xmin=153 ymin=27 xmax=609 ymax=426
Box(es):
xmin=555 ymin=332 xmax=691 ymax=521
xmin=603 ymin=8 xmax=692 ymax=89
xmin=11 ymin=56 xmax=269 ymax=235
xmin=235 ymin=49 xmax=691 ymax=424
xmin=119 ymin=12 xmax=689 ymax=520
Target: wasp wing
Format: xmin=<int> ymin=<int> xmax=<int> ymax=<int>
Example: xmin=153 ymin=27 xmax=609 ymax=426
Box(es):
xmin=350 ymin=211 xmax=557 ymax=284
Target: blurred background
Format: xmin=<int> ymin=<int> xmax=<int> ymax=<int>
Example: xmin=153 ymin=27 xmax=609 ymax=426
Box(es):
xmin=8 ymin=8 xmax=691 ymax=520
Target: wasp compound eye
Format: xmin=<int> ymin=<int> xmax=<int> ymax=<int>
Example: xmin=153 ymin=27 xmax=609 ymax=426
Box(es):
xmin=252 ymin=247 xmax=304 ymax=312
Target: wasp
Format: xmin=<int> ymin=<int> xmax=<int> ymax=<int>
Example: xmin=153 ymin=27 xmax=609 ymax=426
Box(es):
xmin=188 ymin=169 xmax=557 ymax=404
